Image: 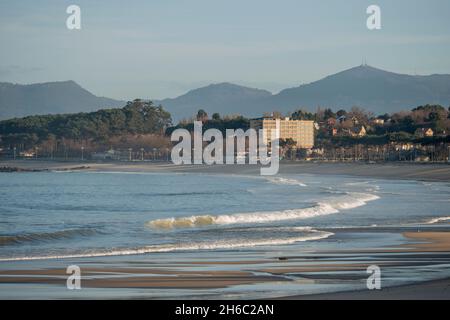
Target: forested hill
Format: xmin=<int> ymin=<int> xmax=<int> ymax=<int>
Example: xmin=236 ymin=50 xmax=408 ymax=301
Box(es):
xmin=0 ymin=80 xmax=124 ymax=120
xmin=0 ymin=100 xmax=172 ymax=145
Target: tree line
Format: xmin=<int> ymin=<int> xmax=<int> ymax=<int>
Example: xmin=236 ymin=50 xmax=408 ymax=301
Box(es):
xmin=1 ymin=102 xmax=449 ymax=155
xmin=0 ymin=100 xmax=172 ymax=150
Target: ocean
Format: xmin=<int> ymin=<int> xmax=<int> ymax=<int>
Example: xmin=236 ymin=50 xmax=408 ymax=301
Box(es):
xmin=0 ymin=170 xmax=450 ymax=298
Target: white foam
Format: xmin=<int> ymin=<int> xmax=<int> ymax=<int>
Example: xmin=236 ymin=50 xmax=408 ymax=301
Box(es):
xmin=147 ymin=193 xmax=380 ymax=229
xmin=425 ymin=216 xmax=450 ymax=224
xmin=327 ymin=192 xmax=380 ymax=210
xmin=267 ymin=177 xmax=307 ymax=187
xmin=0 ymin=228 xmax=333 ymax=261
xmin=345 ymin=181 xmax=372 ymax=186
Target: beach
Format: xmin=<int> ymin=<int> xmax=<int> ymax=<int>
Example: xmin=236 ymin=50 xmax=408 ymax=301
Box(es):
xmin=0 ymin=160 xmax=449 ymax=299
xmin=1 ymin=160 xmax=450 ymax=181
xmin=1 ymin=230 xmax=450 ymax=299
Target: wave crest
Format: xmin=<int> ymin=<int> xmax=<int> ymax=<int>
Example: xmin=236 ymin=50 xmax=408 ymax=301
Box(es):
xmin=0 ymin=227 xmax=333 ymax=261
xmin=147 ymin=192 xmax=379 ymax=229
xmin=267 ymin=177 xmax=307 ymax=187
xmin=424 ymin=216 xmax=450 ymax=225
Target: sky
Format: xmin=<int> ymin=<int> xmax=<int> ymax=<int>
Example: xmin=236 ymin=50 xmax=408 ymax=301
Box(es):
xmin=1 ymin=0 xmax=450 ymax=100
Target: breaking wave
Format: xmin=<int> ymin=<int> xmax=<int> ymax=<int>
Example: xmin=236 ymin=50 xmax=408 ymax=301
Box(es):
xmin=267 ymin=177 xmax=307 ymax=187
xmin=147 ymin=192 xmax=380 ymax=229
xmin=424 ymin=216 xmax=450 ymax=225
xmin=0 ymin=227 xmax=333 ymax=261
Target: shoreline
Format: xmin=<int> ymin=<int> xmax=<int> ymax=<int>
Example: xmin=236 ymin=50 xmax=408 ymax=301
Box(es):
xmin=1 ymin=230 xmax=450 ymax=299
xmin=1 ymin=160 xmax=450 ymax=182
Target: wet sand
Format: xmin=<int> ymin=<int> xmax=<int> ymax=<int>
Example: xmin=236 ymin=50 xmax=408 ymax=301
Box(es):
xmin=283 ymin=277 xmax=450 ymax=300
xmin=1 ymin=231 xmax=450 ymax=298
xmin=0 ymin=270 xmax=286 ymax=289
xmin=403 ymin=232 xmax=450 ymax=252
xmin=279 ymin=231 xmax=450 ymax=299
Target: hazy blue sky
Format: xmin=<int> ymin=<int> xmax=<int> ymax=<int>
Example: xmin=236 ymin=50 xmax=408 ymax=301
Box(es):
xmin=1 ymin=0 xmax=449 ymax=99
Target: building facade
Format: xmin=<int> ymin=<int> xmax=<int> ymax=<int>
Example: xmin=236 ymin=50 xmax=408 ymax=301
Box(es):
xmin=250 ymin=117 xmax=315 ymax=149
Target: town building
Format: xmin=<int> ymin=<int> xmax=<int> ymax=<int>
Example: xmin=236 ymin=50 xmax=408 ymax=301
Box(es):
xmin=338 ymin=125 xmax=367 ymax=137
xmin=414 ymin=128 xmax=434 ymax=138
xmin=350 ymin=125 xmax=367 ymax=137
xmin=372 ymin=118 xmax=385 ymax=125
xmin=249 ymin=116 xmax=315 ymax=149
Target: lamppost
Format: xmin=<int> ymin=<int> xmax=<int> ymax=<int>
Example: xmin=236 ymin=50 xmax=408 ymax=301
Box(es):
xmin=128 ymin=148 xmax=132 ymax=161
xmin=13 ymin=147 xmax=16 ymax=160
xmin=153 ymin=148 xmax=157 ymax=161
xmin=35 ymin=147 xmax=38 ymax=160
xmin=140 ymin=148 xmax=144 ymax=161
xmin=448 ymin=146 xmax=450 ymax=163
xmin=81 ymin=146 xmax=85 ymax=161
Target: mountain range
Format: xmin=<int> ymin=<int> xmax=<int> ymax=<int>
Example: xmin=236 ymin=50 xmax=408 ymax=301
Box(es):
xmin=1 ymin=65 xmax=449 ymax=121
xmin=157 ymin=65 xmax=450 ymax=120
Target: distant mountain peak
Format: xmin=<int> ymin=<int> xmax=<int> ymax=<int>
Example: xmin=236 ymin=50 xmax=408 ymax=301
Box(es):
xmin=165 ymin=82 xmax=272 ymax=102
xmin=206 ymin=82 xmax=242 ymax=88
xmin=273 ymin=65 xmax=450 ymax=114
xmin=8 ymin=80 xmax=79 ymax=87
xmin=188 ymin=82 xmax=272 ymax=94
xmin=154 ymin=65 xmax=450 ymax=120
xmin=325 ymin=64 xmax=395 ymax=80
xmin=0 ymin=81 xmax=124 ymax=120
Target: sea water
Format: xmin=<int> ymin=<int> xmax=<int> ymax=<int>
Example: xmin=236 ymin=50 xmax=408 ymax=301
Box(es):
xmin=1 ymin=171 xmax=450 ymax=298
xmin=0 ymin=171 xmax=449 ymax=261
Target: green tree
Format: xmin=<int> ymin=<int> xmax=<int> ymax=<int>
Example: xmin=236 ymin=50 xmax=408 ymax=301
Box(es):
xmin=0 ymin=101 xmax=172 ymax=147
xmin=291 ymin=109 xmax=315 ymax=120
xmin=323 ymin=108 xmax=336 ymax=119
xmin=196 ymin=109 xmax=208 ymax=121
xmin=336 ymin=109 xmax=347 ymax=118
